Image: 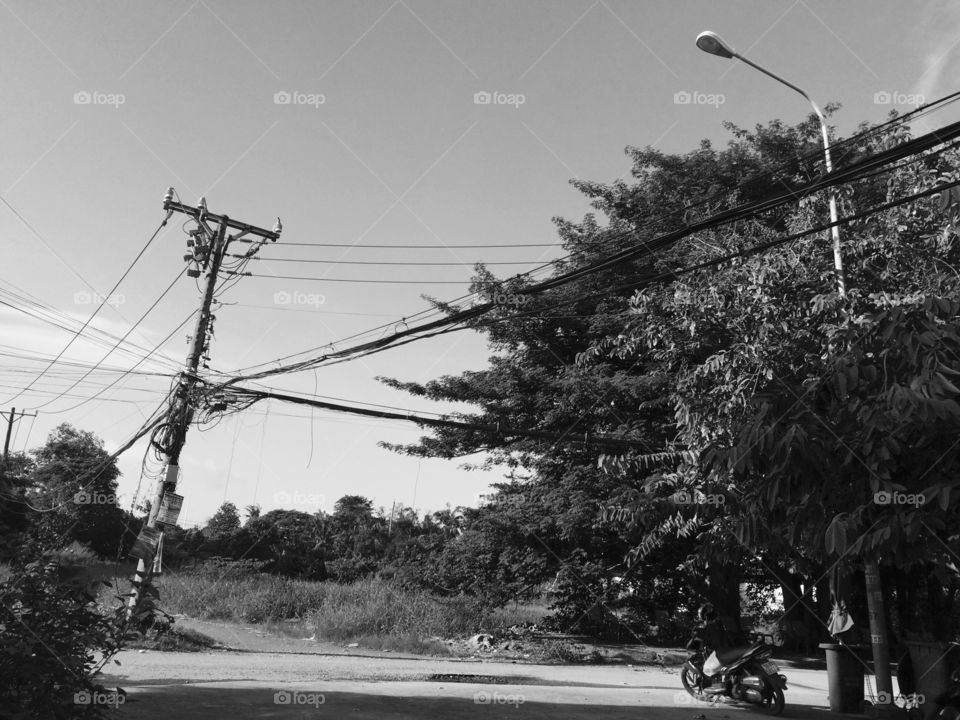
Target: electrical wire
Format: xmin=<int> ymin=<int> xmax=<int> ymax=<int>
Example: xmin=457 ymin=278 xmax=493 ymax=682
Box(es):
xmin=0 ymin=287 xmax=183 ymax=374
xmin=1 ymin=216 xmax=171 ymax=405
xmin=28 ymin=269 xmax=187 ymax=411
xmin=226 ymin=273 xmax=507 ymax=284
xmin=227 ymin=97 xmax=960 ymax=377
xmin=228 ymin=255 xmax=549 ymax=266
xmin=235 ymin=241 xmax=564 ymax=248
xmin=198 ymin=384 xmax=652 ymax=452
xmin=221 ymin=114 xmax=960 ymax=382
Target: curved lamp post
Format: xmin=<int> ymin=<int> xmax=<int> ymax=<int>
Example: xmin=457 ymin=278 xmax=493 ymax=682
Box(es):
xmin=696 ymin=31 xmax=846 ymax=297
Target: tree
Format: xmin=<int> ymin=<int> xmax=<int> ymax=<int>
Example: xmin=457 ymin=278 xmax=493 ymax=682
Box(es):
xmin=0 ymin=452 xmax=33 ymax=561
xmin=205 ymin=502 xmax=241 ymax=537
xmin=239 ymin=509 xmax=327 ymax=580
xmin=382 ymin=107 xmax=960 ymax=640
xmin=326 ymin=495 xmax=386 ymax=581
xmin=584 ymin=113 xmax=960 ymax=641
xmin=26 ymin=424 xmax=125 ymax=558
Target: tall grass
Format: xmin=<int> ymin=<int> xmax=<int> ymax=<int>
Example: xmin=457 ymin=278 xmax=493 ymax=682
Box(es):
xmin=147 ymin=568 xmax=548 ymax=649
xmin=154 ymin=571 xmax=330 ymax=622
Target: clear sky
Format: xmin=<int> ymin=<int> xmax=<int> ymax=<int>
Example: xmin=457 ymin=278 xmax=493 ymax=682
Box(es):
xmin=1 ymin=0 xmax=958 ymax=527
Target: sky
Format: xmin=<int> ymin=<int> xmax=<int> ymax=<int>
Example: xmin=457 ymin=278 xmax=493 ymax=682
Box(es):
xmin=1 ymin=0 xmax=959 ymax=528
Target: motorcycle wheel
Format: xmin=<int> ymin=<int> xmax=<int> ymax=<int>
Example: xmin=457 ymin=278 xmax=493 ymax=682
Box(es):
xmin=681 ymin=665 xmax=707 ymax=699
xmin=759 ymin=686 xmax=785 ymax=716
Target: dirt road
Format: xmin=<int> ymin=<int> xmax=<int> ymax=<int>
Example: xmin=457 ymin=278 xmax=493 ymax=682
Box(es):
xmin=101 ymin=645 xmax=847 ymax=720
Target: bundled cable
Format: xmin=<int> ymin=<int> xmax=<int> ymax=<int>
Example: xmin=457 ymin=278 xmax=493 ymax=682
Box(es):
xmin=216 ymin=115 xmax=960 ymax=385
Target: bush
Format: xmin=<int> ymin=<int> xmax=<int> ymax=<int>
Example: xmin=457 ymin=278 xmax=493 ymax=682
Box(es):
xmin=0 ymin=554 xmax=125 ymax=718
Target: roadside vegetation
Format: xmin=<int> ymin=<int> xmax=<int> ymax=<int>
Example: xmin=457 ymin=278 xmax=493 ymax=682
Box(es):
xmin=5 ymin=107 xmax=960 ymax=715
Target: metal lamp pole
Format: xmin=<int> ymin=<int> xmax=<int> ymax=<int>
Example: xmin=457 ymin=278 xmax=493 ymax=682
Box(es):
xmin=695 ymin=31 xmax=846 ymax=297
xmin=696 ymin=31 xmax=899 ymax=716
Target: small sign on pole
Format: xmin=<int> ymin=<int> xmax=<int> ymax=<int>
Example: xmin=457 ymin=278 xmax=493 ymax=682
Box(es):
xmin=157 ymin=492 xmax=184 ymax=527
xmin=130 ymin=526 xmax=162 ymax=561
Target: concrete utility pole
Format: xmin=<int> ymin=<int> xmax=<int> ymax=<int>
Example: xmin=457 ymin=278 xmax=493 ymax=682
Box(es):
xmin=865 ymin=560 xmax=895 ymax=717
xmin=127 ymin=190 xmax=280 ymax=619
xmin=1 ymin=407 xmax=37 ymax=464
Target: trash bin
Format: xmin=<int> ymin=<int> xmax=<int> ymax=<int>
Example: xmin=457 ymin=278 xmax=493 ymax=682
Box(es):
xmin=820 ymin=643 xmax=870 ymax=713
xmin=905 ymin=641 xmax=952 ymax=720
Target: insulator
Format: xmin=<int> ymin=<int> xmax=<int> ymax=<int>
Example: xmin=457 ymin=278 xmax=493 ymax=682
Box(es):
xmin=186 ymin=238 xmax=194 ymax=247
xmin=163 ymin=187 xmax=175 ymax=204
xmin=187 ymin=267 xmax=200 ymax=278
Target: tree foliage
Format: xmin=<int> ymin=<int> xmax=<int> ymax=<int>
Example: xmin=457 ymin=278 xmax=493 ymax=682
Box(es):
xmin=382 ymin=108 xmax=960 ymax=637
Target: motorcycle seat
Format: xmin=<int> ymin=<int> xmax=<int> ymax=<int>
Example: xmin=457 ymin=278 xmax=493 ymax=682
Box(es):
xmin=716 ymin=644 xmax=757 ymax=665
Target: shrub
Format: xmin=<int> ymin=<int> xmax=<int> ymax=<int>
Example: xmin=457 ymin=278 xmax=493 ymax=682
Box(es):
xmin=0 ymin=554 xmax=125 ymax=718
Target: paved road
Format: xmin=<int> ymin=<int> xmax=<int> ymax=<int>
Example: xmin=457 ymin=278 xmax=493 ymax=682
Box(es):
xmin=100 ymin=648 xmax=859 ymax=720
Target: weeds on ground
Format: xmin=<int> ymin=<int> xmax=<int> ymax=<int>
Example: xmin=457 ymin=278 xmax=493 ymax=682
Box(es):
xmin=141 ymin=565 xmax=547 ymax=654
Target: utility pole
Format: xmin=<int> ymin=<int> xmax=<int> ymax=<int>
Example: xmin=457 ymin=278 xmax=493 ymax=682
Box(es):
xmin=865 ymin=559 xmax=895 ymax=717
xmin=128 ymin=189 xmax=280 ymax=619
xmin=1 ymin=407 xmax=37 ymax=464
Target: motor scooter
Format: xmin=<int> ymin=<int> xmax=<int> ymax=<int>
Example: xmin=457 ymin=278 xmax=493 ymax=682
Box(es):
xmin=681 ymin=628 xmax=788 ymax=715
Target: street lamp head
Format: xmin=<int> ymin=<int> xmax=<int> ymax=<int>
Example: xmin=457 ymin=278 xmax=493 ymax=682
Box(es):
xmin=696 ymin=31 xmax=736 ymax=59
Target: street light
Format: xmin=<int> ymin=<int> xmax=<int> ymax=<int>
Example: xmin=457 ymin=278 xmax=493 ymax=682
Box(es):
xmin=696 ymin=31 xmax=846 ymax=297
